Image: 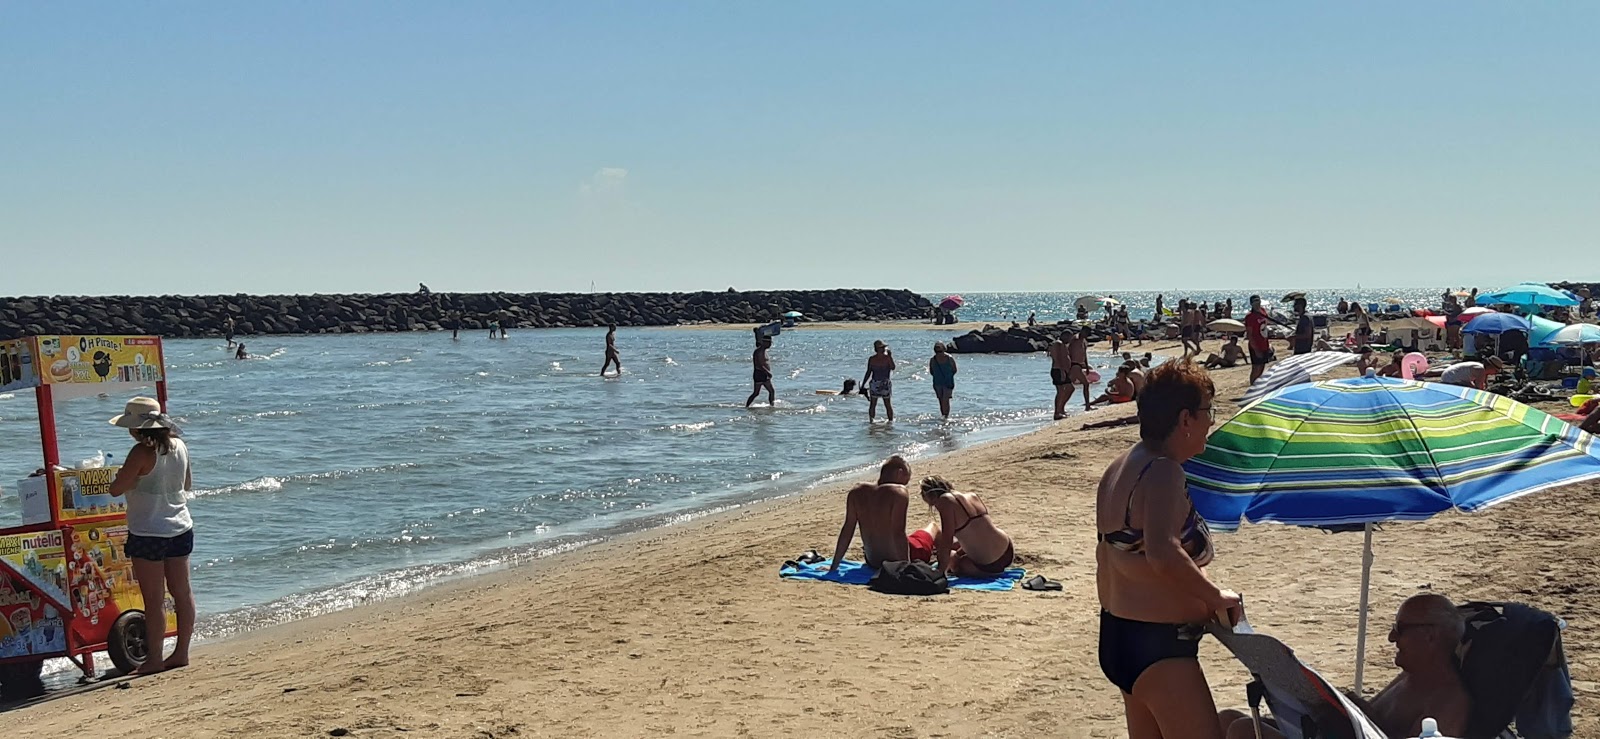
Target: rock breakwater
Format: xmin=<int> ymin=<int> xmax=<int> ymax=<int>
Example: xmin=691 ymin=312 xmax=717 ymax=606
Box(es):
xmin=0 ymin=289 xmax=934 ymax=340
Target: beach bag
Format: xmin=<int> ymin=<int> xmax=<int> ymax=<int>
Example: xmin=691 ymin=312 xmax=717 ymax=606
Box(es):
xmin=868 ymin=561 xmax=948 ymax=596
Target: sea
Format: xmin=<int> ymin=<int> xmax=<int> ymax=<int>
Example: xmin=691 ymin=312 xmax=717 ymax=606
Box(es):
xmin=0 ymin=288 xmax=1453 ymax=654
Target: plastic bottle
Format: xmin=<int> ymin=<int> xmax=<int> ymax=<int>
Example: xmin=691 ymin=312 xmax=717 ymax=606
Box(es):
xmin=103 ymin=451 xmax=117 ymax=468
xmin=1413 ymin=717 xmax=1457 ymax=738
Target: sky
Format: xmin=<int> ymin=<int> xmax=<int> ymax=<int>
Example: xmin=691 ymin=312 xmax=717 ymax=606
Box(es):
xmin=3 ymin=3 xmax=1597 ymax=296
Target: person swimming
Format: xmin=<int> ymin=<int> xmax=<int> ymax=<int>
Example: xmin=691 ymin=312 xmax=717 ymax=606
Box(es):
xmin=234 ymin=344 xmax=247 ymax=360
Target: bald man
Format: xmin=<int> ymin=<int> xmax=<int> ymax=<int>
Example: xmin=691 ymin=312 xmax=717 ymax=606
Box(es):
xmin=1221 ymin=593 xmax=1471 ymax=739
xmin=827 ymin=456 xmax=934 ymax=572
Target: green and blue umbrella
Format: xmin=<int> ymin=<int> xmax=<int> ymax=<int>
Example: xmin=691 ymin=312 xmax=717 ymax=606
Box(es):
xmin=1478 ymin=282 xmax=1580 ymax=308
xmin=1185 ymin=374 xmax=1600 ymax=689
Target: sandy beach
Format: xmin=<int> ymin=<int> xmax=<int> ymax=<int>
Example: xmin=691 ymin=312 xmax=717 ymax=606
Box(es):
xmin=655 ymin=320 xmax=1000 ymax=334
xmin=10 ymin=355 xmax=1595 ymax=738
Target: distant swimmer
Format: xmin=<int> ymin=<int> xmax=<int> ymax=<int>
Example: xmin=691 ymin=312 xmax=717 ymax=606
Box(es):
xmin=815 ymin=379 xmax=858 ymax=396
xmin=928 ymin=341 xmax=957 ymax=420
xmin=601 ymin=325 xmax=621 ymax=377
xmin=862 ymin=340 xmax=896 ymax=423
xmin=234 ymin=344 xmax=247 ymax=360
xmin=745 ymin=336 xmax=775 ymax=407
xmin=488 ymin=319 xmax=501 ymax=339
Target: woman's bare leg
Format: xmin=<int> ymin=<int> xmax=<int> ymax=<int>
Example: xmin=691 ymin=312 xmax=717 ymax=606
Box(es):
xmin=162 ymin=555 xmax=195 ymax=669
xmin=130 ymin=558 xmax=168 ymax=674
xmin=1131 ymin=659 xmax=1226 ymax=739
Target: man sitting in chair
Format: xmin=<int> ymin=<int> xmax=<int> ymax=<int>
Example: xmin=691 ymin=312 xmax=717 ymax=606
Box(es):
xmin=1221 ymin=594 xmax=1471 ymax=739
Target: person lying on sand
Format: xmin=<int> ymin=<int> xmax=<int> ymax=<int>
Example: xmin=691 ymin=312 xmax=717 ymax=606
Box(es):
xmin=1087 ymin=366 xmax=1137 ymax=409
xmin=916 ymin=476 xmax=1013 ymax=577
xmin=828 ymin=456 xmax=929 ymax=572
xmin=1203 ymin=336 xmax=1245 ymax=369
xmin=1218 ymin=594 xmax=1470 ymax=739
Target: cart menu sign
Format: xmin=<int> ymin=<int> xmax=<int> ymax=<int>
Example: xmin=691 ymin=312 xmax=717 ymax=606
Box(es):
xmin=36 ymin=335 xmax=163 ymax=386
xmin=0 ymin=530 xmax=69 ymax=659
xmin=56 ymin=465 xmax=129 ymax=523
xmin=68 ymin=521 xmax=171 ymax=646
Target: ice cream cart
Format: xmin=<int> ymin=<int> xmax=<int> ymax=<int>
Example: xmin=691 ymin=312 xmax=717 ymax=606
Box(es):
xmin=0 ymin=335 xmax=174 ymax=699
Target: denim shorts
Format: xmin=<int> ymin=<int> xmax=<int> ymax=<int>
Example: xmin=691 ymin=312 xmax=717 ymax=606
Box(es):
xmin=124 ymin=529 xmax=195 ymax=561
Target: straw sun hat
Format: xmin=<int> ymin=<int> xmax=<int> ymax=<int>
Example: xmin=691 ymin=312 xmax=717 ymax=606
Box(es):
xmin=109 ymin=396 xmax=182 ymax=434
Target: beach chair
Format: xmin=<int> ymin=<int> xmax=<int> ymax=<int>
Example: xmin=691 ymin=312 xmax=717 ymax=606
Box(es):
xmin=1211 ymin=601 xmax=1572 ymax=739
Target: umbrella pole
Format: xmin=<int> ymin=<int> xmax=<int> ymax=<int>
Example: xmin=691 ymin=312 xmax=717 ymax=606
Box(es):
xmin=1353 ymin=522 xmax=1375 ymax=694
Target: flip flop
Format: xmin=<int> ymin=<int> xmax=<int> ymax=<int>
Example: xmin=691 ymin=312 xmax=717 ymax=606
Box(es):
xmin=1022 ymin=574 xmax=1063 ymax=592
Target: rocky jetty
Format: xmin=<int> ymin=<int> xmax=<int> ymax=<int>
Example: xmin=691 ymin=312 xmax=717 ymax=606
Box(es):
xmin=949 ymin=322 xmax=1143 ymax=353
xmin=0 ymin=289 xmax=934 ymax=340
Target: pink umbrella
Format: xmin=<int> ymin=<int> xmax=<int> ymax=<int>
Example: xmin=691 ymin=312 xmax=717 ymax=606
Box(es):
xmin=1460 ymin=306 xmax=1497 ymax=319
xmin=939 ymin=295 xmax=964 ymax=311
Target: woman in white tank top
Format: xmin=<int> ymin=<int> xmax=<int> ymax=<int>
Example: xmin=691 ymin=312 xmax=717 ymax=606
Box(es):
xmin=108 ymin=396 xmax=195 ymax=675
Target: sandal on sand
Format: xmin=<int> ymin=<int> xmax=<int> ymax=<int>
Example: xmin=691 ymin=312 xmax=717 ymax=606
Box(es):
xmin=796 ymin=549 xmax=826 ymax=565
xmin=1022 ymin=575 xmax=1063 ymax=592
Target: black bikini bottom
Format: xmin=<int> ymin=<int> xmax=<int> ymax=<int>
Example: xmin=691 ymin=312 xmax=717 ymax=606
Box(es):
xmin=1097 ymin=610 xmax=1204 ymax=695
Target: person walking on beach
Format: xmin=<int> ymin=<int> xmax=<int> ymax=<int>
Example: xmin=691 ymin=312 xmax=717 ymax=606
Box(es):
xmin=1290 ymin=297 xmax=1314 ymax=355
xmin=107 ymin=397 xmax=196 ymax=674
xmin=862 ymin=340 xmax=896 ymax=422
xmin=1050 ymin=333 xmax=1073 ymax=420
xmin=1027 ymin=312 xmax=1036 ymax=327
xmin=929 ymin=341 xmax=958 ymax=419
xmin=1244 ymin=295 xmax=1274 ymax=384
xmin=1096 ymin=360 xmax=1239 ymax=739
xmin=601 ymin=325 xmax=621 ymax=377
xmin=1154 ymin=294 xmax=1165 ymax=322
xmin=1354 ymin=302 xmax=1372 ymax=348
xmin=1069 ymin=327 xmax=1093 ymax=411
xmin=745 ymin=337 xmax=775 ymax=407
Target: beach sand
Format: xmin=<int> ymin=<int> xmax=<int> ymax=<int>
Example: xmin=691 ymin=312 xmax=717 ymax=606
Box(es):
xmin=12 ymin=360 xmax=1594 ymax=737
xmin=654 ymin=320 xmax=1001 ymax=333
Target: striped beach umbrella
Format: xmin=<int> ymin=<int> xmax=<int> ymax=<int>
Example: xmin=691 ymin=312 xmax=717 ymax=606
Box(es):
xmin=1186 ymin=374 xmax=1600 ymax=689
xmin=1238 ymin=351 xmax=1359 ymax=405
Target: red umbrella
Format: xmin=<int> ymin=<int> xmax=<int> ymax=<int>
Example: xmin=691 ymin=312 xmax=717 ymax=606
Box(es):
xmin=939 ymin=295 xmax=964 ymax=311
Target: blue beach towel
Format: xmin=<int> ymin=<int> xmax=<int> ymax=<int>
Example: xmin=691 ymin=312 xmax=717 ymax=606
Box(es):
xmin=778 ymin=559 xmax=1025 ymax=592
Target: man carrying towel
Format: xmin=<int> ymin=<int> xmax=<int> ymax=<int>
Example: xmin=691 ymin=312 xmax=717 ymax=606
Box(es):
xmin=828 ymin=456 xmax=932 ymax=572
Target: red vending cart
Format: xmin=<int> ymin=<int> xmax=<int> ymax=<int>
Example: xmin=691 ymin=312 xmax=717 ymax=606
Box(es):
xmin=0 ymin=335 xmax=175 ymax=698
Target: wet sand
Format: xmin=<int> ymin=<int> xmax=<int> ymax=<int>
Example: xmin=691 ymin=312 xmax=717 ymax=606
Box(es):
xmin=11 ymin=359 xmax=1594 ymax=738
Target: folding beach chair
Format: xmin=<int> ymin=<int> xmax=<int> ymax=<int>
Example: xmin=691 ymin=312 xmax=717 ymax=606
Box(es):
xmin=1211 ymin=601 xmax=1572 ymax=739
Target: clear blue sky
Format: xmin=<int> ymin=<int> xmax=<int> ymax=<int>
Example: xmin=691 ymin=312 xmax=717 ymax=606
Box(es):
xmin=3 ymin=3 xmax=1596 ymax=296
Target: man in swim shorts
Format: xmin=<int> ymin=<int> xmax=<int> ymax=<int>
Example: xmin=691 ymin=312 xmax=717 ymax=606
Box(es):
xmin=601 ymin=325 xmax=621 ymax=376
xmin=828 ymin=456 xmax=932 ymax=572
xmin=745 ymin=337 xmax=775 ymax=407
xmin=1244 ymin=295 xmax=1275 ymax=384
xmin=1087 ymin=365 xmax=1137 ymax=409
xmin=1068 ymin=327 xmax=1093 ymax=410
xmin=1049 ymin=333 xmax=1073 ymax=420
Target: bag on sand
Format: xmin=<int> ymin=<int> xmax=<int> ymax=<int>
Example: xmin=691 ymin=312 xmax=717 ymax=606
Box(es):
xmin=868 ymin=561 xmax=949 ymax=596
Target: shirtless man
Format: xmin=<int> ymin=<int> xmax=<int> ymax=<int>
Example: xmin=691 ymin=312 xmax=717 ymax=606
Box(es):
xmin=1203 ymin=335 xmax=1245 ymax=368
xmin=745 ymin=337 xmax=775 ymax=407
xmin=828 ymin=456 xmax=931 ymax=572
xmin=601 ymin=325 xmax=621 ymax=376
xmin=1068 ymin=327 xmax=1092 ymax=410
xmin=1049 ymin=333 xmax=1073 ymax=420
xmin=1221 ymin=594 xmax=1470 ymax=739
xmin=1125 ymin=360 xmax=1146 ymax=397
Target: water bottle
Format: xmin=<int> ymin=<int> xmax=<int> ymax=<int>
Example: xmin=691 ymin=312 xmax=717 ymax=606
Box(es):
xmin=1413 ymin=717 xmax=1457 ymax=738
xmin=103 ymin=451 xmax=117 ymax=468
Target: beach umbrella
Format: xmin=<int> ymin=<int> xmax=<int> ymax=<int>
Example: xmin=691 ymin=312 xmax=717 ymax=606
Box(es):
xmin=782 ymin=311 xmax=804 ymax=319
xmin=1528 ymin=315 xmax=1567 ymax=347
xmin=938 ymin=295 xmax=964 ymax=311
xmin=1460 ymin=306 xmax=1496 ymax=320
xmin=1543 ymin=323 xmax=1600 ymax=346
xmin=1461 ymin=312 xmax=1532 ymax=335
xmin=1280 ymin=291 xmax=1306 ymax=303
xmin=1239 ymin=351 xmax=1359 ymax=405
xmin=1074 ymin=295 xmax=1113 ymax=312
xmin=1187 ymin=374 xmax=1600 ymax=690
xmin=1478 ymin=282 xmax=1580 ymax=308
xmin=1207 ymin=318 xmax=1246 ymax=334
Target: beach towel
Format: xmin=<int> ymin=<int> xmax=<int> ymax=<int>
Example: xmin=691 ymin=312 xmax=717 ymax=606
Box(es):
xmin=778 ymin=559 xmax=1025 ymax=592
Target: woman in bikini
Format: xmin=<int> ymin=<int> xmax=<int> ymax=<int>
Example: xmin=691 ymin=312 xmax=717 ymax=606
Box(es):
xmin=1095 ymin=358 xmax=1240 ymax=739
xmin=916 ymin=476 xmax=1013 ymax=577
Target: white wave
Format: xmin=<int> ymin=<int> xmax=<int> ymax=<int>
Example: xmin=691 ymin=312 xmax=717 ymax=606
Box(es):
xmin=193 ymin=476 xmax=284 ymax=497
xmin=667 ymin=421 xmax=715 ymax=433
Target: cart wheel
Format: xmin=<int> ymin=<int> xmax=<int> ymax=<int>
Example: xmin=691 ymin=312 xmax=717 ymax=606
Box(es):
xmin=108 ymin=610 xmax=150 ymax=674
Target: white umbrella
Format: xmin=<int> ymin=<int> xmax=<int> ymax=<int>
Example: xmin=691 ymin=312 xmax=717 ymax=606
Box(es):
xmin=1240 ymin=351 xmax=1361 ymax=405
xmin=1544 ymin=323 xmax=1600 ymax=346
xmin=1459 ymin=306 xmax=1496 ymax=319
xmin=1207 ymin=319 xmax=1246 ymax=334
xmin=1074 ymin=295 xmax=1115 ymax=312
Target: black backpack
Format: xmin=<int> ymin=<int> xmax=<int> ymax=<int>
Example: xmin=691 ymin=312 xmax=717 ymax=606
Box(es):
xmin=868 ymin=561 xmax=949 ymax=596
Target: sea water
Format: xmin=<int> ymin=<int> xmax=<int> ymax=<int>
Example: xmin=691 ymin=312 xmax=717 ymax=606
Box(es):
xmin=0 ymin=323 xmax=1133 ymax=638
